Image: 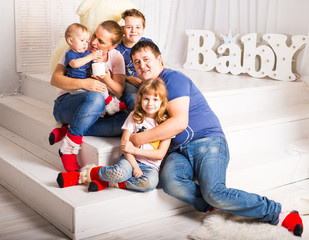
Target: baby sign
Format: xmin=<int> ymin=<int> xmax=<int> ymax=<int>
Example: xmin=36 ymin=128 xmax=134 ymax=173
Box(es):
xmin=184 ymin=30 xmax=309 ymax=81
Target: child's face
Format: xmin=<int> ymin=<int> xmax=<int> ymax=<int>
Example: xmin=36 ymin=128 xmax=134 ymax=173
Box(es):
xmin=141 ymin=92 xmax=162 ymax=118
xmin=123 ymin=16 xmax=145 ymax=44
xmin=70 ymin=30 xmax=90 ymax=53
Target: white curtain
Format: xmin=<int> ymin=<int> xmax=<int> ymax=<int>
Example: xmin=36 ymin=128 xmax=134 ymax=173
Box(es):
xmin=143 ymin=0 xmax=309 ymax=81
xmin=15 ymin=0 xmax=309 ymax=79
xmin=15 ymin=0 xmax=81 ymax=73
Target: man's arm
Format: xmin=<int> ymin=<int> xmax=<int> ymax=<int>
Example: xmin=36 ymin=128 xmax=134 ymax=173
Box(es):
xmin=130 ymin=96 xmax=190 ymax=147
xmin=121 ymin=138 xmax=171 ymax=160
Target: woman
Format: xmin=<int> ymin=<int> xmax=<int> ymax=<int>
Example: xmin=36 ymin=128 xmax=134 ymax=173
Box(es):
xmin=50 ymin=20 xmax=127 ymax=172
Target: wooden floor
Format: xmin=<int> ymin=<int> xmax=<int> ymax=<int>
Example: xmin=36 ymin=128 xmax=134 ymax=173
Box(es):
xmin=1 ymin=180 xmax=309 ymax=240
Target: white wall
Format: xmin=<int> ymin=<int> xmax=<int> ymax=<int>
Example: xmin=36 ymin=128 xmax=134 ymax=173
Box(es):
xmin=0 ymin=1 xmax=19 ymax=96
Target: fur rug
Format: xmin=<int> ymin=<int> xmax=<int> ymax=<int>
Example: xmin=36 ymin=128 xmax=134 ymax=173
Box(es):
xmin=188 ymin=211 xmax=299 ymax=240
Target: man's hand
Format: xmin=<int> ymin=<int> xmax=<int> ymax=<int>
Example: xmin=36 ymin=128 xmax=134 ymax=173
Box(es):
xmin=129 ymin=133 xmax=141 ymax=148
xmin=127 ymin=76 xmax=142 ymax=87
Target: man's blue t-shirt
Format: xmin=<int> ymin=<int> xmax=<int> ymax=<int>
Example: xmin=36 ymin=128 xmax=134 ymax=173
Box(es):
xmin=65 ymin=50 xmax=92 ymax=79
xmin=116 ymin=37 xmax=152 ymax=78
xmin=160 ymin=68 xmax=225 ymax=150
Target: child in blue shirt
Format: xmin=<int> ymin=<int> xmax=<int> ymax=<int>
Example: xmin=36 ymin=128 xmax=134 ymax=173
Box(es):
xmin=116 ymin=9 xmax=152 ymax=100
xmin=64 ymin=23 xmax=126 ymax=115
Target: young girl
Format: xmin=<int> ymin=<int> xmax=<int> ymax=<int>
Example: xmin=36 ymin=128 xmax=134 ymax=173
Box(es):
xmin=116 ymin=9 xmax=153 ymax=108
xmin=56 ymin=78 xmax=171 ymax=192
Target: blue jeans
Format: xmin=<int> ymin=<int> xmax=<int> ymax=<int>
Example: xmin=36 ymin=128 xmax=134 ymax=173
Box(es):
xmin=120 ymin=82 xmax=138 ymax=112
xmin=97 ymin=155 xmax=159 ymax=192
xmin=160 ymin=136 xmax=281 ymax=225
xmin=53 ymin=92 xmax=128 ymax=137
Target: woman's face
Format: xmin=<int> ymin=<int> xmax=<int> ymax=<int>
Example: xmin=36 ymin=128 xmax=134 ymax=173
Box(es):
xmin=89 ymin=26 xmax=116 ymax=55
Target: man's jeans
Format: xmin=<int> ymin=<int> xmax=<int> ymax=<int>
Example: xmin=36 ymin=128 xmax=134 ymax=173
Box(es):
xmin=53 ymin=91 xmax=128 ymax=137
xmin=98 ymin=156 xmax=159 ymax=192
xmin=160 ymin=136 xmax=281 ymax=225
xmin=120 ymin=82 xmax=138 ymax=112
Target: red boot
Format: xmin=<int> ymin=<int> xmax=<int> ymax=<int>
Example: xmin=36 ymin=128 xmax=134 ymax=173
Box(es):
xmin=49 ymin=125 xmax=69 ymax=145
xmin=59 ymin=132 xmax=82 ymax=172
xmin=80 ymin=166 xmax=108 ymax=192
xmin=56 ymin=171 xmax=81 ymax=188
xmin=281 ymin=211 xmax=303 ymax=237
xmin=88 ymin=180 xmax=108 ymax=192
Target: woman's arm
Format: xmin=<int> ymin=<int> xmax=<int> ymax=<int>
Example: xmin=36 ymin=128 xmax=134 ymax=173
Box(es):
xmin=121 ymin=130 xmax=143 ymax=178
xmin=51 ymin=64 xmax=107 ymax=93
xmin=121 ymin=138 xmax=171 ymax=160
xmin=130 ymin=96 xmax=189 ymax=147
xmin=97 ymin=73 xmax=126 ymax=99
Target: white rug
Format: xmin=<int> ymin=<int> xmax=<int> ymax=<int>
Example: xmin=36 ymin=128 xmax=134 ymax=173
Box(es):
xmin=188 ymin=211 xmax=300 ymax=240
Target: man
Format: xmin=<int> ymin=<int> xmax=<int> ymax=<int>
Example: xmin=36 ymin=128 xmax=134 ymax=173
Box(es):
xmin=129 ymin=40 xmax=303 ymax=237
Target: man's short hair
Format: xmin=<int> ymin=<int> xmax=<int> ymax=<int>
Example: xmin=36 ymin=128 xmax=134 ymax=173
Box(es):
xmin=130 ymin=40 xmax=161 ymax=60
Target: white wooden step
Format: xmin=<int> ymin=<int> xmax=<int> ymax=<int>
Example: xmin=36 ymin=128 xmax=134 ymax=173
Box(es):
xmin=1 ymin=95 xmax=309 ymax=170
xmin=287 ymin=137 xmax=309 ymax=154
xmin=21 ymin=73 xmax=56 ymax=105
xmin=22 ymin=72 xmax=309 ymax=116
xmin=0 ymin=95 xmax=123 ymax=169
xmin=223 ymin=102 xmax=309 ymax=155
xmin=0 ymin=126 xmax=191 ymax=240
xmin=227 ymin=142 xmax=309 ymax=192
xmin=174 ymin=68 xmax=309 ymax=116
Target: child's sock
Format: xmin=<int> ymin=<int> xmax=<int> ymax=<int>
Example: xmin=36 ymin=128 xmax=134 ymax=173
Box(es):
xmin=56 ymin=171 xmax=81 ymax=188
xmin=279 ymin=210 xmax=303 ymax=236
xmin=49 ymin=125 xmax=69 ymax=145
xmin=105 ymin=95 xmax=126 ymax=115
xmin=59 ymin=133 xmax=83 ymax=172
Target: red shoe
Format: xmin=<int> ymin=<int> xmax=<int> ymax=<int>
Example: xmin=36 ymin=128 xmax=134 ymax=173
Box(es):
xmin=57 ymin=171 xmax=80 ymax=188
xmin=49 ymin=125 xmax=69 ymax=145
xmin=282 ymin=211 xmax=303 ymax=237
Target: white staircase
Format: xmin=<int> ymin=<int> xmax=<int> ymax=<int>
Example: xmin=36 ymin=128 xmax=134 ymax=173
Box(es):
xmin=1 ymin=69 xmax=309 ymax=239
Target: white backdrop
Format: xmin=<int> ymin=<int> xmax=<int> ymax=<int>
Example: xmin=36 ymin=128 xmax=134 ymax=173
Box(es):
xmin=14 ymin=0 xmax=309 ymax=80
xmin=134 ymin=0 xmax=309 ymax=80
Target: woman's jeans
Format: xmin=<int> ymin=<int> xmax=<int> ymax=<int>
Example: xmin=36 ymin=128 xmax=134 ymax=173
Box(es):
xmin=53 ymin=92 xmax=129 ymax=137
xmin=98 ymin=155 xmax=159 ymax=192
xmin=160 ymin=136 xmax=281 ymax=225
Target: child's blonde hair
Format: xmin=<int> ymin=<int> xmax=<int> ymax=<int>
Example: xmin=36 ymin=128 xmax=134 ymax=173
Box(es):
xmin=133 ymin=78 xmax=169 ymax=125
xmin=121 ymin=9 xmax=146 ymax=28
xmin=65 ymin=23 xmax=89 ymax=44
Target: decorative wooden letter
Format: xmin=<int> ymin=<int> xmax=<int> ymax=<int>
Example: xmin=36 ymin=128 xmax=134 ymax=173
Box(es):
xmin=184 ymin=30 xmax=309 ymax=81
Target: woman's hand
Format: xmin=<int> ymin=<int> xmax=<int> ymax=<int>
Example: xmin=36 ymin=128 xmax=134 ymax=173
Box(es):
xmin=127 ymin=76 xmax=142 ymax=87
xmin=92 ymin=68 xmax=109 ymax=82
xmin=121 ymin=140 xmax=136 ymax=155
xmin=133 ymin=166 xmax=143 ymax=178
xmin=81 ymin=78 xmax=107 ymax=93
